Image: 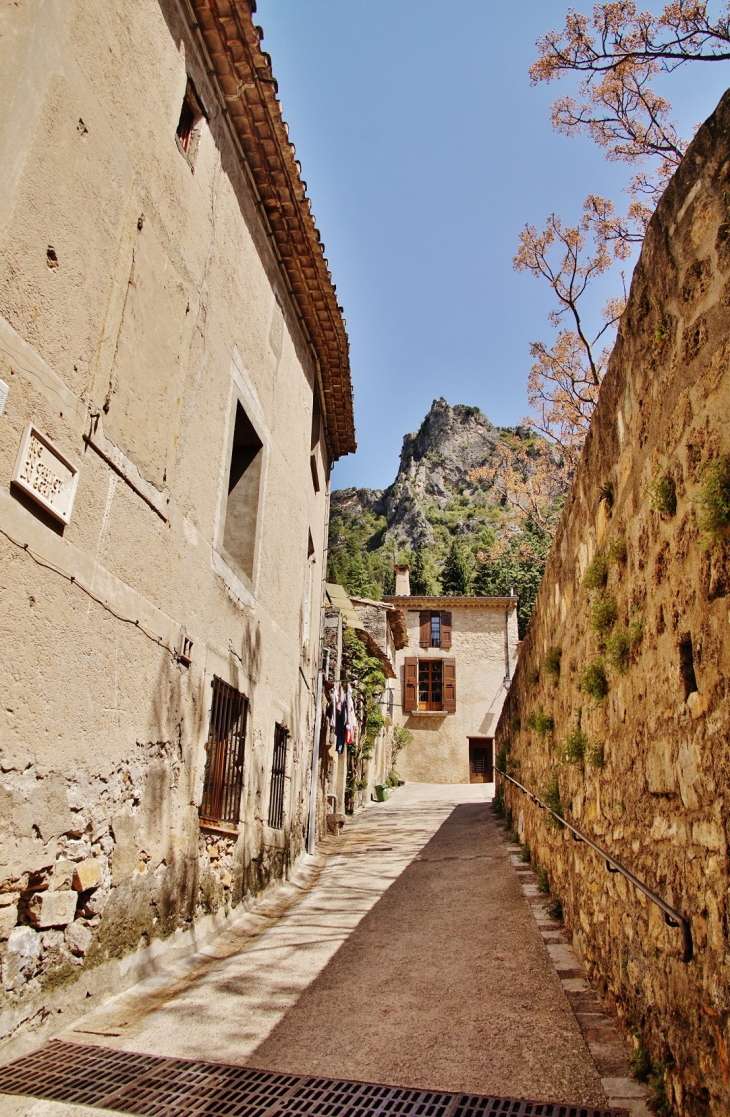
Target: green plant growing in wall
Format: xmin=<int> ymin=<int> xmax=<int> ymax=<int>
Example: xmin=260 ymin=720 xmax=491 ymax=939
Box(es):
xmin=540 ymin=773 xmax=564 ymax=828
xmin=651 ymin=295 xmax=670 ymax=352
xmin=504 ymin=806 xmax=513 ymax=832
xmin=629 ymin=613 xmax=644 ymax=648
xmin=606 ymin=534 xmax=627 ymax=565
xmin=526 ymin=665 xmax=541 ymax=688
xmin=695 ymin=455 xmax=730 ymax=545
xmin=605 ymin=627 xmax=631 ymax=673
xmin=647 ymin=467 xmax=677 ymax=517
xmin=563 ymin=725 xmax=588 ymax=766
xmin=536 ymin=866 xmax=550 ymax=893
xmin=598 ymin=480 xmax=614 ymax=510
xmin=509 ymin=713 xmax=521 ymax=734
xmin=586 ymin=742 xmax=605 ymax=769
xmin=526 ymin=708 xmax=554 ymax=737
xmin=543 ymin=645 xmax=562 ymax=684
xmin=579 ymin=659 xmax=609 ymax=702
xmin=583 ymin=552 xmax=608 ymax=590
xmin=590 ymin=594 xmax=618 ymax=642
xmin=545 ymin=897 xmax=563 ymax=920
xmin=520 ymin=841 xmax=531 ymax=863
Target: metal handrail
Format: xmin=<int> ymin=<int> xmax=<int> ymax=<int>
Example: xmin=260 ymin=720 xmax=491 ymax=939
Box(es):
xmin=498 ymin=768 xmax=693 ymax=963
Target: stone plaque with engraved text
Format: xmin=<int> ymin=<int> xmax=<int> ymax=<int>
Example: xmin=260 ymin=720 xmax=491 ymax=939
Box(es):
xmin=12 ymin=424 xmax=79 ymax=525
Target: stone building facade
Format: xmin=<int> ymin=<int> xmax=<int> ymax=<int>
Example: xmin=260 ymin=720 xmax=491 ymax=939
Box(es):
xmin=495 ymin=90 xmax=730 ymax=1117
xmin=386 ymin=568 xmax=518 ymax=784
xmin=322 ymin=585 xmax=405 ymax=816
xmin=0 ymin=0 xmax=354 ymax=1041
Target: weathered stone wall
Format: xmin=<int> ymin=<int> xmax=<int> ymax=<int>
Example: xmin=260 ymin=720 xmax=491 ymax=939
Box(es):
xmin=391 ymin=598 xmax=518 ymax=783
xmin=495 ymin=91 xmax=730 ymax=1116
xmin=0 ymin=0 xmax=339 ymax=1043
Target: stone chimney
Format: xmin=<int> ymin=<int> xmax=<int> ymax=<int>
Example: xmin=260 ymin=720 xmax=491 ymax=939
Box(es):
xmin=394 ymin=564 xmax=411 ymax=596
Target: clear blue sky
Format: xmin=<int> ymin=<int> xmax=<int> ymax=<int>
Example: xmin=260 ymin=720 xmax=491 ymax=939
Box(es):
xmin=257 ymin=1 xmax=730 ymax=492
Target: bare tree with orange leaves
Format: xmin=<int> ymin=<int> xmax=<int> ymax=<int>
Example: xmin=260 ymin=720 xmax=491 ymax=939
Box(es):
xmin=518 ymin=1 xmax=729 ymax=460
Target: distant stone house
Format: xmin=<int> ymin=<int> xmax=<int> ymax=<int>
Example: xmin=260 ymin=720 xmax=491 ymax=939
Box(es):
xmin=322 ymin=585 xmax=406 ymax=815
xmin=385 ymin=566 xmax=518 ymax=783
xmin=0 ymin=0 xmax=354 ymax=1034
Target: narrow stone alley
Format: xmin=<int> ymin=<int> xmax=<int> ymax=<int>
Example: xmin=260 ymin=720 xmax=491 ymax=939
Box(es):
xmin=0 ymin=786 xmax=645 ymax=1116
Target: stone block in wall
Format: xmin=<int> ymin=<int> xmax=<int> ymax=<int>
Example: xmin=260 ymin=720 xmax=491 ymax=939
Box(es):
xmin=28 ymin=889 xmax=78 ymax=928
xmin=111 ymin=811 xmax=139 ymax=883
xmin=4 ymin=926 xmax=41 ymax=985
xmin=65 ymin=921 xmax=93 ymax=956
xmin=0 ymin=900 xmax=18 ymax=940
xmin=50 ymin=860 xmax=74 ymax=891
xmin=72 ymin=858 xmax=102 ymax=892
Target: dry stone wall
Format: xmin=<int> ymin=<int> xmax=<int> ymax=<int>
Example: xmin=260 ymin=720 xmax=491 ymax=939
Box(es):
xmin=495 ymin=91 xmax=730 ymax=1117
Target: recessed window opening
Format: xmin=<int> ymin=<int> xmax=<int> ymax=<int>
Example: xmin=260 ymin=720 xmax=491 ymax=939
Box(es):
xmin=200 ymin=677 xmax=248 ymax=827
xmin=268 ymin=723 xmax=289 ymax=829
xmin=222 ymin=402 xmax=263 ymax=581
xmin=404 ymin=656 xmax=456 ymax=714
xmin=176 ymin=78 xmax=206 ymax=165
xmin=419 ymin=659 xmax=443 ymax=710
xmin=310 ymin=389 xmax=321 ymax=451
xmin=302 ymin=533 xmax=315 ymax=650
xmin=678 ymin=633 xmax=698 ymax=700
xmin=419 ymin=610 xmax=452 ymax=649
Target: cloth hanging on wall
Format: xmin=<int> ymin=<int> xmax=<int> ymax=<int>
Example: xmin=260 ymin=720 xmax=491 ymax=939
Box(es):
xmin=345 ymin=684 xmax=356 ymax=746
xmin=335 ymin=683 xmax=347 ymax=754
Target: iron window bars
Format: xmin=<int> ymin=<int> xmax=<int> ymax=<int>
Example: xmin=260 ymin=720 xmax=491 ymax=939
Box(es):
xmin=200 ymin=677 xmax=248 ymax=827
xmin=268 ymin=722 xmax=289 ymax=829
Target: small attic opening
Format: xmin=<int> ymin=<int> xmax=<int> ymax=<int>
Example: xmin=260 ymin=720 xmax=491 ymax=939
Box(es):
xmin=176 ymin=78 xmax=206 ymax=167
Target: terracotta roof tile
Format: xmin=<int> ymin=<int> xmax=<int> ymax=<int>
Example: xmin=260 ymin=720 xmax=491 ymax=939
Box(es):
xmin=187 ymin=0 xmax=355 ymax=459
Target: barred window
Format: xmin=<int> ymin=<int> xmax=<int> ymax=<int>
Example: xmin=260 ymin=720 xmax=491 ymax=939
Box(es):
xmin=200 ymin=677 xmax=248 ymax=828
xmin=268 ymin=723 xmax=289 ymax=829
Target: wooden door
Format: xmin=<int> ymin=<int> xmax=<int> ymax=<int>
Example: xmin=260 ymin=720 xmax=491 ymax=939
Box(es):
xmin=469 ymin=738 xmax=493 ymax=783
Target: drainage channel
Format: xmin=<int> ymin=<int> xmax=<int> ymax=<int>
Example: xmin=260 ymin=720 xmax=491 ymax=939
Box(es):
xmin=0 ymin=1039 xmax=629 ymax=1117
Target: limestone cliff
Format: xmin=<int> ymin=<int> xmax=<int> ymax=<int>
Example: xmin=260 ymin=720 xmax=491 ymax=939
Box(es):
xmin=328 ymin=400 xmax=566 ymax=622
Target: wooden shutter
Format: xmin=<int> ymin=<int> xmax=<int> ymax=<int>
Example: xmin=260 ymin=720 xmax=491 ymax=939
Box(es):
xmin=419 ymin=611 xmax=431 ymax=648
xmin=440 ymin=611 xmax=452 ymax=650
xmin=443 ymin=658 xmax=456 ymax=712
xmin=404 ymin=657 xmax=418 ymax=712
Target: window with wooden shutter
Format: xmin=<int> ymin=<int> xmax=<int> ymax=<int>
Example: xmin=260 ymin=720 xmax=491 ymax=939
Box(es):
xmin=440 ymin=611 xmax=452 ymax=650
xmin=419 ymin=611 xmax=431 ymax=648
xmin=404 ymin=657 xmax=418 ymax=712
xmin=443 ymin=658 xmax=456 ymax=712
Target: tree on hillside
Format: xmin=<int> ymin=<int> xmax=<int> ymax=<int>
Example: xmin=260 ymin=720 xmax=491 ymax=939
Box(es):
xmin=520 ymin=0 xmax=728 ymax=455
xmin=473 ymin=521 xmax=552 ymax=638
xmin=440 ymin=537 xmax=472 ymax=595
xmin=410 ymin=544 xmax=438 ymax=595
xmin=470 ymin=431 xmax=572 ymax=533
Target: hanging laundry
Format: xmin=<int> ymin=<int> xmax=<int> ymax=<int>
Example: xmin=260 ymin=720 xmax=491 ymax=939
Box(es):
xmin=345 ymin=684 xmax=356 ymax=746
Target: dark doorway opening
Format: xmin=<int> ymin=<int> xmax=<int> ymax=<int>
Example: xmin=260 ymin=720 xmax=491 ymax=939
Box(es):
xmin=468 ymin=738 xmax=493 ymax=783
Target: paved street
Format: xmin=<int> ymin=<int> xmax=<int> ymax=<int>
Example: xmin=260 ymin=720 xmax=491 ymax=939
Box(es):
xmin=1 ymin=784 xmax=616 ymax=1113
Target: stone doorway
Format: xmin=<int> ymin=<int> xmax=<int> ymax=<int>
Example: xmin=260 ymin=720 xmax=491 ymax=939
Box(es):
xmin=468 ymin=738 xmax=493 ymax=783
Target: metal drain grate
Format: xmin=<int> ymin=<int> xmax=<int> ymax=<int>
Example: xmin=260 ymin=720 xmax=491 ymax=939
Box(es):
xmin=0 ymin=1040 xmax=628 ymax=1117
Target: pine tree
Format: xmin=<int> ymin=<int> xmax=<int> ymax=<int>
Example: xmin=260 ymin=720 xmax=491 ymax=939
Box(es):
xmin=410 ymin=545 xmax=435 ymax=596
xmin=440 ymin=538 xmax=471 ymax=595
